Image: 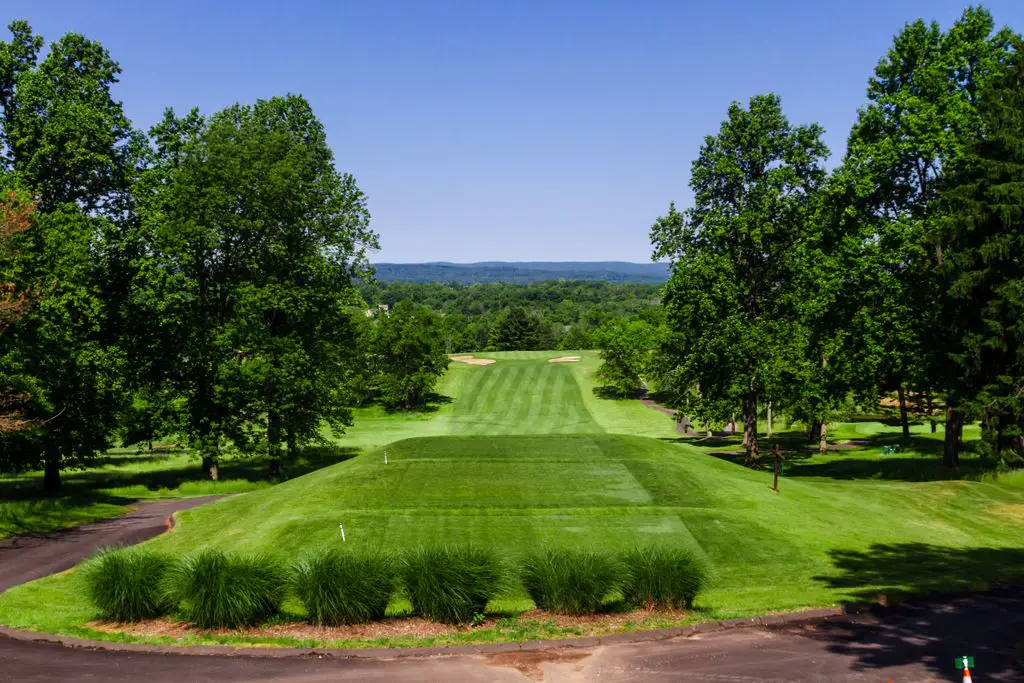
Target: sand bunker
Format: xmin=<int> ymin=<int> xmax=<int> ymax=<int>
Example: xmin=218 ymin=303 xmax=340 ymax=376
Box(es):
xmin=449 ymin=355 xmax=496 ymax=366
xmin=548 ymin=356 xmax=581 ymax=363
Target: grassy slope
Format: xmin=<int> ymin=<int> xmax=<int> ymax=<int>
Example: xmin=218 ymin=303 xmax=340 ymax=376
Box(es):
xmin=2 ymin=351 xmax=1023 ymax=647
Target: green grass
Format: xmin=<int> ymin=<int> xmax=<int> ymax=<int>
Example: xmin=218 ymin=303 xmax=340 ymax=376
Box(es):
xmin=166 ymin=550 xmax=287 ymax=629
xmin=399 ymin=545 xmax=511 ymax=623
xmin=291 ymin=548 xmax=396 ymax=625
xmin=80 ymin=548 xmax=174 ymax=622
xmin=521 ymin=547 xmax=622 ymax=615
xmin=620 ymin=544 xmax=711 ymax=609
xmin=2 ymin=351 xmax=1023 ymax=648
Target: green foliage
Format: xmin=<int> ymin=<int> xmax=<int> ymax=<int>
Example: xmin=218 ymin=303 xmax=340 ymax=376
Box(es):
xmin=489 ymin=306 xmax=545 ymax=351
xmin=620 ymin=544 xmax=711 ymax=609
xmin=291 ymin=548 xmax=396 ymax=625
xmin=521 ymin=547 xmax=622 ymax=615
xmin=165 ymin=549 xmax=286 ymax=629
xmin=596 ymin=317 xmax=659 ymax=396
xmin=937 ymin=38 xmax=1024 ymax=468
xmin=80 ymin=547 xmax=173 ymax=622
xmin=399 ymin=545 xmax=510 ymax=623
xmin=651 ymin=93 xmax=828 ymax=461
xmin=373 ymin=300 xmax=449 ymax=410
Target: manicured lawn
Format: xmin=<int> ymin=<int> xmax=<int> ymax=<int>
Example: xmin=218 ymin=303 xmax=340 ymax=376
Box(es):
xmin=3 ymin=350 xmax=1022 ymax=650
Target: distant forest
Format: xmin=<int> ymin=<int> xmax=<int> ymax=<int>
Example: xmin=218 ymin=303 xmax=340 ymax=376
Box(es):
xmin=372 ymin=261 xmax=670 ymax=284
xmin=361 ymin=280 xmax=663 ymax=353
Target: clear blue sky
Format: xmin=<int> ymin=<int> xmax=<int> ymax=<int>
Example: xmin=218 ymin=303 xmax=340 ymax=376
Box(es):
xmin=11 ymin=1 xmax=1024 ymax=262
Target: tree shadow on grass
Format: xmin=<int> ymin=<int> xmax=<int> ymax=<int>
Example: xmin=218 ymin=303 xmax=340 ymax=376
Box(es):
xmin=800 ymin=544 xmax=1024 ymax=680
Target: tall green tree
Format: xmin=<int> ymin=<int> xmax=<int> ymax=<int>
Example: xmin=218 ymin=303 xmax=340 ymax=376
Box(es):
xmin=936 ymin=38 xmax=1024 ymax=467
xmin=652 ymin=94 xmax=827 ymax=463
xmin=842 ymin=7 xmax=1016 ymax=452
xmin=0 ymin=22 xmax=134 ymax=488
xmin=373 ymin=300 xmax=448 ymax=411
xmin=595 ymin=317 xmax=658 ymax=396
xmin=132 ymin=96 xmax=376 ymax=479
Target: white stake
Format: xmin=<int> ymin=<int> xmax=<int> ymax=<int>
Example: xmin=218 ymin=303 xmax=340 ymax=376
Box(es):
xmin=339 ymin=523 xmax=346 ymax=542
xmin=384 ymin=451 xmax=388 ymax=465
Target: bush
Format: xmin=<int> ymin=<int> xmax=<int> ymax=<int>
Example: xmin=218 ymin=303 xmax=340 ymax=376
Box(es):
xmin=166 ymin=549 xmax=286 ymax=628
xmin=400 ymin=545 xmax=509 ymax=623
xmin=620 ymin=544 xmax=711 ymax=609
xmin=521 ymin=547 xmax=622 ymax=615
xmin=80 ymin=547 xmax=173 ymax=622
xmin=292 ymin=548 xmax=396 ymax=625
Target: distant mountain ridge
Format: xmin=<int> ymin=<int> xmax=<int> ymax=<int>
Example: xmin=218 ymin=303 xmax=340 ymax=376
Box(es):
xmin=373 ymin=261 xmax=669 ymax=284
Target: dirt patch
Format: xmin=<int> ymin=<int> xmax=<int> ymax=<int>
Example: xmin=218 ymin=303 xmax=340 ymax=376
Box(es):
xmin=989 ymin=504 xmax=1024 ymax=523
xmin=88 ymin=606 xmax=690 ymax=645
xmin=485 ymin=648 xmax=590 ymax=680
xmin=449 ymin=355 xmax=496 ymax=366
xmin=548 ymin=356 xmax=581 ymax=363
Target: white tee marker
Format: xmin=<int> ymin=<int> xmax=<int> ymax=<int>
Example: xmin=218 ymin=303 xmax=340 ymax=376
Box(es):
xmin=339 ymin=523 xmax=346 ymax=542
xmin=384 ymin=451 xmax=388 ymax=465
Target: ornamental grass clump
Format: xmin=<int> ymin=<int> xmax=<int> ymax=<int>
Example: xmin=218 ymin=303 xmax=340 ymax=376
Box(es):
xmin=291 ymin=548 xmax=396 ymax=625
xmin=400 ymin=545 xmax=509 ymax=624
xmin=521 ymin=547 xmax=622 ymax=615
xmin=620 ymin=544 xmax=711 ymax=609
xmin=166 ymin=549 xmax=286 ymax=629
xmin=80 ymin=547 xmax=174 ymax=622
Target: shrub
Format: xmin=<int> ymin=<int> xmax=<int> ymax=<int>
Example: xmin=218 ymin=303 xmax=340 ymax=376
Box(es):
xmin=291 ymin=548 xmax=396 ymax=625
xmin=400 ymin=545 xmax=509 ymax=623
xmin=80 ymin=547 xmax=173 ymax=622
xmin=166 ymin=549 xmax=286 ymax=629
xmin=521 ymin=547 xmax=621 ymax=615
xmin=620 ymin=544 xmax=711 ymax=609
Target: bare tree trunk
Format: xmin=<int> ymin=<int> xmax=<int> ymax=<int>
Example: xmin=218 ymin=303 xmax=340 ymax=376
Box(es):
xmin=808 ymin=420 xmax=822 ymax=444
xmin=819 ymin=422 xmax=829 ymax=455
xmin=943 ymin=406 xmax=963 ymax=468
xmin=43 ymin=440 xmax=61 ymax=492
xmin=897 ymin=384 xmax=910 ymax=440
xmin=766 ymin=401 xmax=773 ymax=438
xmin=743 ymin=377 xmax=759 ymax=464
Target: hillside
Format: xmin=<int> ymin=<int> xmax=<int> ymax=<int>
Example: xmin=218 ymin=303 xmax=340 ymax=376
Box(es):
xmin=372 ymin=261 xmax=670 ymax=284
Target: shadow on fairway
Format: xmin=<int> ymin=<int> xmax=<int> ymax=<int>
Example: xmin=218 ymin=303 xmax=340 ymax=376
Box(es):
xmin=806 ymin=545 xmax=1024 ymax=680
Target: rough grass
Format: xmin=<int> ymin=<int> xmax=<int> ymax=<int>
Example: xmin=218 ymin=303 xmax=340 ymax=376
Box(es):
xmin=80 ymin=547 xmax=173 ymax=622
xmin=399 ymin=545 xmax=511 ymax=623
xmin=521 ymin=547 xmax=622 ymax=615
xmin=165 ymin=550 xmax=287 ymax=629
xmin=291 ymin=548 xmax=396 ymax=625
xmin=620 ymin=544 xmax=711 ymax=609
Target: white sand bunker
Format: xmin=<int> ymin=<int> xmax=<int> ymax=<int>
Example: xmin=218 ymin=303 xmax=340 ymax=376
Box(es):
xmin=449 ymin=355 xmax=497 ymax=366
xmin=548 ymin=356 xmax=581 ymax=363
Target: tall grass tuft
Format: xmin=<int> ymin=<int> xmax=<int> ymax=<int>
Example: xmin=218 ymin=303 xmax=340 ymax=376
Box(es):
xmin=291 ymin=548 xmax=396 ymax=625
xmin=166 ymin=549 xmax=286 ymax=629
xmin=620 ymin=544 xmax=711 ymax=609
xmin=80 ymin=547 xmax=173 ymax=622
xmin=400 ymin=545 xmax=509 ymax=623
xmin=521 ymin=547 xmax=622 ymax=615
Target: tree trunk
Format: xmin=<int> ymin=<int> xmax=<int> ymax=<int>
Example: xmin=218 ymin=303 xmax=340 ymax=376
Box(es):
xmin=766 ymin=401 xmax=773 ymax=438
xmin=930 ymin=419 xmax=937 ymax=433
xmin=897 ymin=384 xmax=910 ymax=440
xmin=943 ymin=406 xmax=964 ymax=468
xmin=819 ymin=422 xmax=829 ymax=455
xmin=808 ymin=420 xmax=822 ymax=444
xmin=42 ymin=440 xmax=61 ymax=492
xmin=743 ymin=378 xmax=759 ymax=464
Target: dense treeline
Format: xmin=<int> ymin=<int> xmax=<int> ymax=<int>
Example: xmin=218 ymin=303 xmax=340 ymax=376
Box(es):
xmin=371 ymin=261 xmax=669 ymax=284
xmin=649 ymin=7 xmax=1023 ymax=468
xmin=0 ymin=21 xmax=449 ymax=487
xmin=363 ymin=280 xmax=662 ymax=353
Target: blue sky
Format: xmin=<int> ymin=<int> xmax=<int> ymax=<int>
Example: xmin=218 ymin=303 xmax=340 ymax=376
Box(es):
xmin=11 ymin=1 xmax=1024 ymax=262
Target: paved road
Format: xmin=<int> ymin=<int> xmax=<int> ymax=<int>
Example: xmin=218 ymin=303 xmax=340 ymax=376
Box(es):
xmin=0 ymin=496 xmax=223 ymax=591
xmin=1 ymin=497 xmax=1021 ymax=682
